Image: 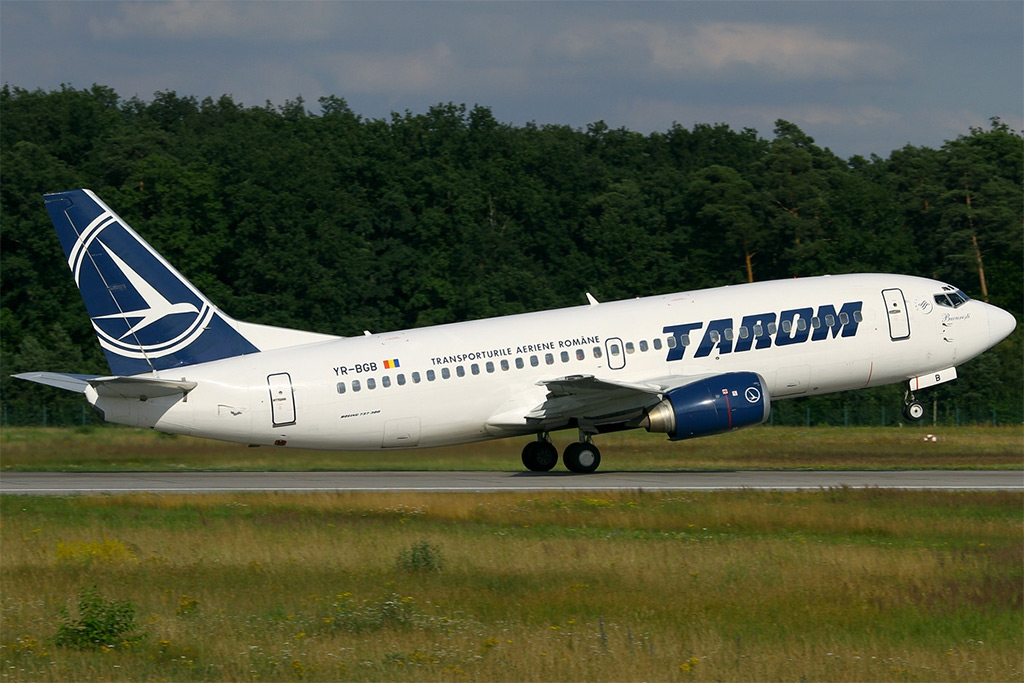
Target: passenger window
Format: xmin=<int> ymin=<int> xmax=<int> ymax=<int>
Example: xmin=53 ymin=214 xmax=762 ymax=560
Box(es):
xmin=680 ymin=335 xmax=691 ymax=347
xmin=753 ymin=323 xmax=763 ymax=336
xmin=666 ymin=336 xmax=677 ymax=349
xmin=839 ymin=312 xmax=850 ymax=325
xmin=381 ymin=376 xmax=391 ymax=388
xmin=723 ymin=329 xmax=734 ymax=341
xmin=486 ymin=361 xmax=494 ymax=373
xmin=781 ymin=320 xmax=792 ymax=334
xmin=593 ymin=347 xmax=603 ymax=358
xmin=337 ymin=382 xmax=346 ymax=394
xmin=625 ymin=342 xmax=635 ymax=354
xmin=456 ymin=366 xmax=465 ymax=378
xmin=811 ymin=317 xmax=821 ymax=329
xmin=610 ymin=344 xmax=620 ymax=356
xmin=825 ymin=314 xmax=836 ymax=327
xmin=441 ymin=368 xmax=451 ymax=379
xmin=653 ymin=338 xmax=663 ymax=350
xmin=367 ymin=378 xmax=376 ymax=390
xmin=639 ymin=340 xmax=649 ymax=352
xmin=530 ymin=356 xmax=539 ymax=367
xmin=560 ymin=351 xmax=569 ymax=363
xmin=501 ymin=360 xmax=510 ymax=371
xmin=576 ymin=349 xmax=585 ymax=361
xmin=709 ymin=331 xmax=721 ymax=343
xmin=471 ymin=364 xmax=480 ymax=375
xmin=412 ymin=372 xmax=421 ymax=383
xmin=426 ymin=370 xmax=436 ymax=381
xmin=738 ymin=327 xmax=749 ymax=340
xmin=352 ymin=380 xmax=361 ymax=392
xmin=796 ymin=318 xmax=807 ymax=332
xmin=768 ymin=323 xmax=778 ymax=335
xmin=397 ymin=374 xmax=406 ymax=386
xmin=545 ymin=353 xmax=554 ymax=365
xmin=516 ymin=358 xmax=524 ymax=369
xmin=854 ymin=311 xmax=863 ymax=323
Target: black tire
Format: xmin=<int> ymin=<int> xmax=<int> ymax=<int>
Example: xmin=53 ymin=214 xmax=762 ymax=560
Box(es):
xmin=563 ymin=442 xmax=601 ymax=474
xmin=903 ymin=401 xmax=925 ymax=421
xmin=521 ymin=440 xmax=558 ymax=472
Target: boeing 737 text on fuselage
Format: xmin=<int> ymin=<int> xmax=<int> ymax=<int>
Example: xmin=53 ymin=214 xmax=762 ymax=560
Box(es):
xmin=15 ymin=190 xmax=1017 ymax=473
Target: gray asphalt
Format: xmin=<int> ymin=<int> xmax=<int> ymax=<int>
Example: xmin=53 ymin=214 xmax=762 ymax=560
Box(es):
xmin=1 ymin=470 xmax=1021 ymax=494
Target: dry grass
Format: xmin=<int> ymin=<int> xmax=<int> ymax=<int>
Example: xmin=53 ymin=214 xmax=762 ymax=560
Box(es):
xmin=1 ymin=490 xmax=1021 ymax=681
xmin=1 ymin=424 xmax=1022 ymax=471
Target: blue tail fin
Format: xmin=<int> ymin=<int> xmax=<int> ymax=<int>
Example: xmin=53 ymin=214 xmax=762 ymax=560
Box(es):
xmin=44 ymin=189 xmax=259 ymax=375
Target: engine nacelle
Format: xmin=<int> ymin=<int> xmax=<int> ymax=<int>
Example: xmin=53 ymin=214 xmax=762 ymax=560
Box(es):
xmin=641 ymin=372 xmax=770 ymax=441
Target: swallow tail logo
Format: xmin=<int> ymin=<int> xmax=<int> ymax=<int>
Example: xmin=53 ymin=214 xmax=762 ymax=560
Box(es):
xmin=44 ymin=190 xmax=258 ymax=376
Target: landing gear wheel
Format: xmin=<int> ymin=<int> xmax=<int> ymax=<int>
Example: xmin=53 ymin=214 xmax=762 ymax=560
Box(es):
xmin=903 ymin=401 xmax=925 ymax=421
xmin=522 ymin=440 xmax=558 ymax=472
xmin=563 ymin=442 xmax=601 ymax=474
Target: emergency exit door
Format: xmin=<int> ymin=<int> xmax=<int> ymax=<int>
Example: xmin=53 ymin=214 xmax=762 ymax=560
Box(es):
xmin=268 ymin=373 xmax=296 ymax=426
xmin=881 ymin=288 xmax=911 ymax=341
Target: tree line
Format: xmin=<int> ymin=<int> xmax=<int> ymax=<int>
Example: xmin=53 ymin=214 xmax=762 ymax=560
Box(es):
xmin=1 ymin=84 xmax=1020 ymax=426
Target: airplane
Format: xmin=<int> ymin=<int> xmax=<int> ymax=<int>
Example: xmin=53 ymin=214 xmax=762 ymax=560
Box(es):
xmin=14 ymin=189 xmax=1017 ymax=473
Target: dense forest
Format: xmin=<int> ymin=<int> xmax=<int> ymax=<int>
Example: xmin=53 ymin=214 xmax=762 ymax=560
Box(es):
xmin=1 ymin=84 xmax=1021 ymax=427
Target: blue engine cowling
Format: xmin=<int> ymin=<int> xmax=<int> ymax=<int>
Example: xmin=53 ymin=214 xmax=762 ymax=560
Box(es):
xmin=641 ymin=372 xmax=770 ymax=440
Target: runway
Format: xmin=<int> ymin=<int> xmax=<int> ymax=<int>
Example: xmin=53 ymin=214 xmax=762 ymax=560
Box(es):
xmin=1 ymin=470 xmax=1021 ymax=494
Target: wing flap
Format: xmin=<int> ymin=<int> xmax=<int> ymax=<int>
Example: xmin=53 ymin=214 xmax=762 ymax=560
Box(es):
xmin=486 ymin=373 xmax=715 ymax=431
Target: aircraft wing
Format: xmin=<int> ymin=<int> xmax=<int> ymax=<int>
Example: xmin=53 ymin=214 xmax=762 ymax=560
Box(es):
xmin=13 ymin=372 xmax=196 ymax=398
xmin=488 ymin=373 xmax=712 ymax=431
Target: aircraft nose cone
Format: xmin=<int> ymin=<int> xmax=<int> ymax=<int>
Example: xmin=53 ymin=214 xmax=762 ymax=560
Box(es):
xmin=988 ymin=305 xmax=1017 ymax=346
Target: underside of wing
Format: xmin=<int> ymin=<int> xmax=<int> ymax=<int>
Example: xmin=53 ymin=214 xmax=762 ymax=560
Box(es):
xmin=486 ymin=373 xmax=713 ymax=434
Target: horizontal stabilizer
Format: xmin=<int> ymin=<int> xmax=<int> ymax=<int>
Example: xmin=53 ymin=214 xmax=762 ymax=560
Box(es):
xmin=11 ymin=372 xmax=96 ymax=393
xmin=89 ymin=376 xmax=197 ymax=399
xmin=13 ymin=372 xmax=196 ymax=399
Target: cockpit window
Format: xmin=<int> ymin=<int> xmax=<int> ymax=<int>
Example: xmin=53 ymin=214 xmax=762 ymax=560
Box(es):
xmin=934 ymin=286 xmax=971 ymax=309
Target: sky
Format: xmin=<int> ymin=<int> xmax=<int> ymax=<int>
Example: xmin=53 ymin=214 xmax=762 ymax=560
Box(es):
xmin=2 ymin=1 xmax=1021 ymax=159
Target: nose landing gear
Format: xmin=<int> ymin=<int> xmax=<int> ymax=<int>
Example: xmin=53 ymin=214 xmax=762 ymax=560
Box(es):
xmin=903 ymin=387 xmax=925 ymax=421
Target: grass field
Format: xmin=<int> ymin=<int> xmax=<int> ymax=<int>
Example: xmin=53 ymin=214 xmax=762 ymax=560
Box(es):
xmin=2 ymin=489 xmax=1022 ymax=682
xmin=1 ymin=424 xmax=1022 ymax=472
xmin=1 ymin=426 xmax=1021 ymax=681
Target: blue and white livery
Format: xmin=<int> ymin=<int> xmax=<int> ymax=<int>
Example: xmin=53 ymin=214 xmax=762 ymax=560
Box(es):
xmin=15 ymin=190 xmax=1017 ymax=472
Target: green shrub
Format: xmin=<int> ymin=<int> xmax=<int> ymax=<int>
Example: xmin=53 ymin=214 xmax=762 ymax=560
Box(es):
xmin=55 ymin=586 xmax=145 ymax=649
xmin=396 ymin=540 xmax=443 ymax=572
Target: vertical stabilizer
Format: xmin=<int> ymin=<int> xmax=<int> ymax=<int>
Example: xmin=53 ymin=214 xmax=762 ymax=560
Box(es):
xmin=44 ymin=189 xmax=259 ymax=375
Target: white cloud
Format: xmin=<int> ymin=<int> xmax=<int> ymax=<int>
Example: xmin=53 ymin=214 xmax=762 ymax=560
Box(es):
xmin=547 ymin=19 xmax=901 ymax=82
xmin=328 ymin=42 xmax=456 ymax=96
xmin=88 ymin=1 xmax=337 ymax=42
xmin=669 ymin=22 xmax=897 ymax=79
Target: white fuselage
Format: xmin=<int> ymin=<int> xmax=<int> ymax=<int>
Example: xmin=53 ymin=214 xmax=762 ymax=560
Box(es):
xmin=89 ymin=274 xmax=1014 ymax=450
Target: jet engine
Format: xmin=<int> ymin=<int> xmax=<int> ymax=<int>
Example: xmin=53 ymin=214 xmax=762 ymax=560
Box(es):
xmin=641 ymin=372 xmax=770 ymax=440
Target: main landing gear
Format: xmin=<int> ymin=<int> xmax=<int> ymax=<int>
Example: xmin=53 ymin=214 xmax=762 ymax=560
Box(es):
xmin=521 ymin=432 xmax=602 ymax=474
xmin=903 ymin=387 xmax=925 ymax=422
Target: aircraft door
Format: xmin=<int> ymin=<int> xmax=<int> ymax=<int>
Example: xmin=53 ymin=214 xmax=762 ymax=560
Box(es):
xmin=882 ymin=289 xmax=911 ymax=341
xmin=605 ymin=337 xmax=626 ymax=370
xmin=267 ymin=372 xmax=296 ymax=427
